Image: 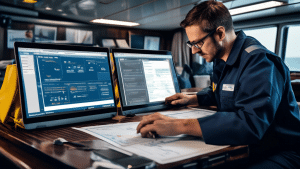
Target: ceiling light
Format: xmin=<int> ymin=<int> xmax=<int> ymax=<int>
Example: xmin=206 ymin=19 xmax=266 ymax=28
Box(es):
xmin=45 ymin=7 xmax=52 ymax=11
xmin=23 ymin=0 xmax=37 ymax=3
xmin=57 ymin=9 xmax=63 ymax=12
xmin=78 ymin=0 xmax=96 ymax=10
xmin=229 ymin=1 xmax=285 ymax=15
xmin=91 ymin=19 xmax=140 ymax=27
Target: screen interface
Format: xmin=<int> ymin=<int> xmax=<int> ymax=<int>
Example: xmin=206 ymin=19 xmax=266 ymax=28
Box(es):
xmin=18 ymin=47 xmax=115 ymax=118
xmin=114 ymin=52 xmax=177 ymax=106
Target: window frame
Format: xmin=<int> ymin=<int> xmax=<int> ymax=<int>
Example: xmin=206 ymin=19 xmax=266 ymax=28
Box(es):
xmin=278 ymin=23 xmax=300 ymax=73
xmin=241 ymin=25 xmax=279 ymax=53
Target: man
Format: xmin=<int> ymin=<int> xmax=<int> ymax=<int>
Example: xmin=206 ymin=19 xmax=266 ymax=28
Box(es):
xmin=136 ymin=0 xmax=300 ymax=168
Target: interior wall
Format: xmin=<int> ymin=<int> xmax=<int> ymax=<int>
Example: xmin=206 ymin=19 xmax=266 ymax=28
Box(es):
xmin=0 ymin=27 xmax=4 ymax=60
xmin=0 ymin=20 xmax=174 ymax=61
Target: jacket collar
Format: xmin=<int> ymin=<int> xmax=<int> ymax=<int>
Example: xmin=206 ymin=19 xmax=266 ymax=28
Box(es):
xmin=225 ymin=30 xmax=247 ymax=66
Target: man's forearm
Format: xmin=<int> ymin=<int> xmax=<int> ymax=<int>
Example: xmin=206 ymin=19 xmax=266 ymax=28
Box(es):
xmin=180 ymin=119 xmax=202 ymax=137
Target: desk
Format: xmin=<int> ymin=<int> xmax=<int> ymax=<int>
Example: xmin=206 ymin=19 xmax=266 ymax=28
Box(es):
xmin=181 ymin=88 xmax=203 ymax=93
xmin=0 ymin=111 xmax=248 ymax=169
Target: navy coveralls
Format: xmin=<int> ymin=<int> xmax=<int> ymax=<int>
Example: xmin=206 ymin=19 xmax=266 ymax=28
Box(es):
xmin=196 ymin=31 xmax=300 ymax=166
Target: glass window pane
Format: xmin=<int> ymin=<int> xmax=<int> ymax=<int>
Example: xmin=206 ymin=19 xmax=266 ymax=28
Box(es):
xmin=285 ymin=25 xmax=300 ymax=72
xmin=243 ymin=27 xmax=277 ymax=53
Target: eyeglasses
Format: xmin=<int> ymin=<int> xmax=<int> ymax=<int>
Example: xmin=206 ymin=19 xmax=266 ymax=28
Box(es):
xmin=186 ymin=30 xmax=216 ymax=50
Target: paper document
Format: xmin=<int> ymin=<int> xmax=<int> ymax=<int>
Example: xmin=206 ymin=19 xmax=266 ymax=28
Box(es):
xmin=159 ymin=108 xmax=216 ymax=119
xmin=74 ymin=109 xmax=228 ymax=164
xmin=74 ymin=122 xmax=178 ymax=147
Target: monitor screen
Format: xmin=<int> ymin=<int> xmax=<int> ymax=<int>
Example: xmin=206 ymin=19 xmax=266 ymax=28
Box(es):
xmin=112 ymin=49 xmax=180 ymax=114
xmin=15 ymin=42 xmax=116 ymax=129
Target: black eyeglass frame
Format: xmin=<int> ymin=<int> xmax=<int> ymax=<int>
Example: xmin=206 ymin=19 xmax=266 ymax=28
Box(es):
xmin=186 ymin=29 xmax=216 ymax=50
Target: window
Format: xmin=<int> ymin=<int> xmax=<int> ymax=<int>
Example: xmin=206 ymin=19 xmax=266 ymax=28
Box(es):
xmin=284 ymin=25 xmax=300 ymax=72
xmin=243 ymin=26 xmax=277 ymax=53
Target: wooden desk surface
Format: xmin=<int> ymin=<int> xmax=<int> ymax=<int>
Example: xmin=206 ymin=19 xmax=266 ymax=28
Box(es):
xmin=181 ymin=88 xmax=203 ymax=93
xmin=0 ymin=111 xmax=248 ymax=169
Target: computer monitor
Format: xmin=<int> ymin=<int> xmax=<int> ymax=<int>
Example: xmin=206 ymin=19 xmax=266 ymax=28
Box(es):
xmin=14 ymin=42 xmax=117 ymax=129
xmin=111 ymin=48 xmax=180 ymax=116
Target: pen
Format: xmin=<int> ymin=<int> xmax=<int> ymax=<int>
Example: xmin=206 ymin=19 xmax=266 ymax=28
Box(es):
xmin=149 ymin=132 xmax=155 ymax=138
xmin=149 ymin=131 xmax=159 ymax=139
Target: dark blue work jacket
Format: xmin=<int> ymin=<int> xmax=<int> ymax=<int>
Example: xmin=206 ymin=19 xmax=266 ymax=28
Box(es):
xmin=197 ymin=31 xmax=300 ymax=147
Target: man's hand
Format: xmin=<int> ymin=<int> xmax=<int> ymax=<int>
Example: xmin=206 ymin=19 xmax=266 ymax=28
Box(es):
xmin=165 ymin=93 xmax=198 ymax=106
xmin=136 ymin=112 xmax=202 ymax=138
xmin=136 ymin=113 xmax=180 ymax=137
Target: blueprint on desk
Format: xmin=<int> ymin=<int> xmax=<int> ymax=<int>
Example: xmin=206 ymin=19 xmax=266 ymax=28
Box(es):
xmin=73 ymin=108 xmax=228 ymax=164
xmin=159 ymin=107 xmax=216 ymax=119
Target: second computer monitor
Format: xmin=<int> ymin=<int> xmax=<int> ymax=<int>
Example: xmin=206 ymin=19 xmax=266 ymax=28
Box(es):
xmin=111 ymin=48 xmax=180 ymax=116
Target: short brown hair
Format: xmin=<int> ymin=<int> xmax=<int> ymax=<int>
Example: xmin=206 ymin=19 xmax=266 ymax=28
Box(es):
xmin=180 ymin=0 xmax=233 ymax=32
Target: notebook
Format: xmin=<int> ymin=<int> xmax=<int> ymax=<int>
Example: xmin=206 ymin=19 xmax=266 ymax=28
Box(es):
xmin=111 ymin=48 xmax=181 ymax=116
xmin=14 ymin=42 xmax=117 ymax=129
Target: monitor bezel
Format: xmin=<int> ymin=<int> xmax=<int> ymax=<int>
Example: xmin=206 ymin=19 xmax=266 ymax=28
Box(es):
xmin=14 ymin=42 xmax=117 ymax=125
xmin=110 ymin=48 xmax=181 ymax=115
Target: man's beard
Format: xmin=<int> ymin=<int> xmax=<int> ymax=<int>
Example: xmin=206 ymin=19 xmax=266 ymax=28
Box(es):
xmin=214 ymin=38 xmax=225 ymax=60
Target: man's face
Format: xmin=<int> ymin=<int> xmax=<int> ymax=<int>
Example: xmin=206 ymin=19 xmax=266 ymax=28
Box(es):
xmin=185 ymin=25 xmax=223 ymax=62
